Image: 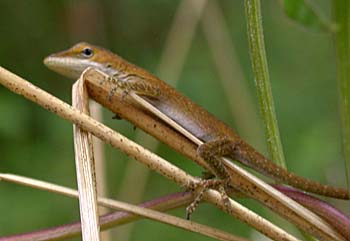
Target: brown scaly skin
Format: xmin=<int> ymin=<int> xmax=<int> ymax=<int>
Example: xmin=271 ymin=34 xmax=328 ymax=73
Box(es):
xmin=44 ymin=42 xmax=349 ymax=200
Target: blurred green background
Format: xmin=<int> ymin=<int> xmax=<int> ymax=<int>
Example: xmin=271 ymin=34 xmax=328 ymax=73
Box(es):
xmin=0 ymin=0 xmax=348 ymax=240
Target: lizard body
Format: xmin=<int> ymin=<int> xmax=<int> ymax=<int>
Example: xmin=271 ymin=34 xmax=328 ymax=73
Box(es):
xmin=44 ymin=42 xmax=349 ymax=199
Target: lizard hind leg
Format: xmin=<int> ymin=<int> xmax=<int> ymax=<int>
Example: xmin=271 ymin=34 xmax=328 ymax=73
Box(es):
xmin=197 ymin=137 xmax=237 ymax=179
xmin=186 ymin=138 xmax=237 ymax=218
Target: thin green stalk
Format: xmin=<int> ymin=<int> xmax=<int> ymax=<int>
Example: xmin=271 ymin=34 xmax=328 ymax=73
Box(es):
xmin=333 ymin=0 xmax=350 ymax=192
xmin=244 ymin=0 xmax=286 ymax=168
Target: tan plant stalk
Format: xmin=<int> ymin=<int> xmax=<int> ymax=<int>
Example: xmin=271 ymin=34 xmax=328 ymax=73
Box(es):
xmin=0 ymin=173 xmax=244 ymax=241
xmin=72 ymin=73 xmax=101 ymax=240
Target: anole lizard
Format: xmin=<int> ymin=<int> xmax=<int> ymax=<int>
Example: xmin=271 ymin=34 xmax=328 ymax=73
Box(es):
xmin=44 ymin=42 xmax=349 ymax=202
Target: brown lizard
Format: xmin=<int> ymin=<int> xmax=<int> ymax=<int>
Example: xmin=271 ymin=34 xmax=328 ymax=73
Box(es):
xmin=44 ymin=42 xmax=349 ymax=208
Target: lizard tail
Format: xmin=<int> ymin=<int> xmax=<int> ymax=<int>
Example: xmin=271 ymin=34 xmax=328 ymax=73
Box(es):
xmin=234 ymin=141 xmax=349 ymax=200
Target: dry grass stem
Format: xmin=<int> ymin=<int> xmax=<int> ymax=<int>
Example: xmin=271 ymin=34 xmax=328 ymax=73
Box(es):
xmin=0 ymin=173 xmax=246 ymax=241
xmin=72 ymin=72 xmax=101 ymax=240
xmin=0 ymin=191 xmax=193 ymax=241
xmin=90 ymin=101 xmax=109 ymax=212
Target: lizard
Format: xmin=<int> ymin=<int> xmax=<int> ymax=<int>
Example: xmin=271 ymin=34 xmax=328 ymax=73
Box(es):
xmin=44 ymin=42 xmax=349 ymax=213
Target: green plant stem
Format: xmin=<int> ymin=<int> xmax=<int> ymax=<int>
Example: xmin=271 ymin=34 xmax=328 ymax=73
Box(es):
xmin=333 ymin=0 xmax=350 ymax=192
xmin=244 ymin=0 xmax=286 ymax=168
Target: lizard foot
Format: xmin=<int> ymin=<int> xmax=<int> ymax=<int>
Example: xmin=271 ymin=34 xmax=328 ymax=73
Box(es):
xmin=185 ymin=178 xmax=230 ymax=220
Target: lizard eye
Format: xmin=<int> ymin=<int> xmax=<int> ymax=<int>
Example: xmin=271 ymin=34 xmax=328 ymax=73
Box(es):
xmin=81 ymin=47 xmax=94 ymax=58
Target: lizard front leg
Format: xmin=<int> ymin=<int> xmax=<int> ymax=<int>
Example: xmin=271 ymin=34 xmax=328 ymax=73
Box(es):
xmin=105 ymin=74 xmax=160 ymax=100
xmin=186 ymin=137 xmax=238 ymax=219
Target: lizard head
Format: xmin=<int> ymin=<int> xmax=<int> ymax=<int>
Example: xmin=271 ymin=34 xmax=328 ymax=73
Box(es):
xmin=44 ymin=42 xmax=117 ymax=79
